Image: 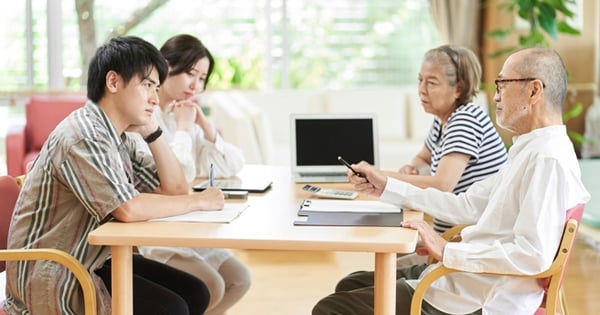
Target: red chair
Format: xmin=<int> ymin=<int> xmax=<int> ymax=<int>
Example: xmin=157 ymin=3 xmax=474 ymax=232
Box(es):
xmin=410 ymin=204 xmax=584 ymax=315
xmin=0 ymin=175 xmax=97 ymax=315
xmin=6 ymin=95 xmax=86 ymax=176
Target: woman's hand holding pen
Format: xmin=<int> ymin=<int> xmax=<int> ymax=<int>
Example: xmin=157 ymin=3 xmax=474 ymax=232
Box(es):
xmin=347 ymin=161 xmax=387 ymax=197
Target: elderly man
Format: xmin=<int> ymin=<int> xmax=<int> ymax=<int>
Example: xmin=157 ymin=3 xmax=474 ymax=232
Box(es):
xmin=312 ymin=47 xmax=590 ymax=314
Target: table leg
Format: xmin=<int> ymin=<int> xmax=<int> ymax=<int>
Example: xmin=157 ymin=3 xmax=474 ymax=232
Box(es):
xmin=111 ymin=245 xmax=133 ymax=315
xmin=374 ymin=252 xmax=396 ymax=315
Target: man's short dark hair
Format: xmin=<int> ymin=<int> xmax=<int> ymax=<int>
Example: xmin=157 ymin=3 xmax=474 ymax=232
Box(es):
xmin=87 ymin=36 xmax=168 ymax=102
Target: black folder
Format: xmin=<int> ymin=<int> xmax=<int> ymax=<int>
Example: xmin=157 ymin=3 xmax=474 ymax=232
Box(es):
xmin=294 ymin=211 xmax=403 ymax=227
xmin=294 ymin=199 xmax=403 ymax=227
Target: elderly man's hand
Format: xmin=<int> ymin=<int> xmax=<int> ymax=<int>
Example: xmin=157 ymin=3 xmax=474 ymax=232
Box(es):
xmin=348 ymin=161 xmax=388 ymax=197
xmin=401 ymin=220 xmax=448 ymax=262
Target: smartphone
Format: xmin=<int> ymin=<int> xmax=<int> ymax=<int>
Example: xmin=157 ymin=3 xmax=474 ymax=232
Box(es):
xmin=337 ymin=156 xmax=363 ymax=177
xmin=224 ymin=191 xmax=248 ymax=200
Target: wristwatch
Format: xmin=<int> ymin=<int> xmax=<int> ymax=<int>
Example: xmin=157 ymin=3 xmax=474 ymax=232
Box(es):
xmin=144 ymin=126 xmax=163 ymax=144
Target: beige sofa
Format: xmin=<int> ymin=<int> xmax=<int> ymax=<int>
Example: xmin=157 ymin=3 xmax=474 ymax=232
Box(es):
xmin=204 ymin=87 xmax=490 ymax=170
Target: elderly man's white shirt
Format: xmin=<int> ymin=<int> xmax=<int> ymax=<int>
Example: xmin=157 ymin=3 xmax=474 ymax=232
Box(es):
xmin=381 ymin=125 xmax=590 ymax=314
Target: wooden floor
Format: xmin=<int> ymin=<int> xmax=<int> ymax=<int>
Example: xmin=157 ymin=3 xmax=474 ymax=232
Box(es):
xmin=227 ymin=232 xmax=600 ymax=315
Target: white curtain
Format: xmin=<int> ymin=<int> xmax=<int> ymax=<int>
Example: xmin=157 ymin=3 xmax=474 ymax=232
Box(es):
xmin=429 ymin=0 xmax=482 ymax=54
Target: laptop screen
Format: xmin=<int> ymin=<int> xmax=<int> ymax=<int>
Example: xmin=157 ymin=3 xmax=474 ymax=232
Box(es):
xmin=290 ymin=113 xmax=379 ymax=176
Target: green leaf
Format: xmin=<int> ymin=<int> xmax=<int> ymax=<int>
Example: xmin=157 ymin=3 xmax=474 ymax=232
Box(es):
xmin=537 ymin=5 xmax=558 ymax=39
xmin=563 ymin=102 xmax=584 ymax=121
xmin=546 ymin=0 xmax=575 ymax=17
xmin=567 ymin=130 xmax=585 ymax=144
xmin=519 ymin=31 xmax=548 ymax=47
xmin=487 ymin=46 xmax=518 ymax=59
xmin=516 ymin=0 xmax=534 ymax=18
xmin=538 ymin=2 xmax=557 ymax=19
xmin=479 ymin=82 xmax=496 ymax=93
xmin=486 ymin=28 xmax=513 ymax=42
xmin=557 ymin=21 xmax=581 ymax=35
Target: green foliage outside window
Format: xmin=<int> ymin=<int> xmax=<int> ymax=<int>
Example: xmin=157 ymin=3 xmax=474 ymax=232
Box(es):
xmin=0 ymin=0 xmax=439 ymax=93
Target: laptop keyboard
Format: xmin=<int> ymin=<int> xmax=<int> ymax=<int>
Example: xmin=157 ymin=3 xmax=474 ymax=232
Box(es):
xmin=300 ymin=172 xmax=346 ymax=177
xmin=296 ymin=172 xmax=348 ymax=183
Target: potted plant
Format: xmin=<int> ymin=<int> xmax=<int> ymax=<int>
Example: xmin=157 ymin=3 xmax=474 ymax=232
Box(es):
xmin=486 ymin=0 xmax=581 ymax=58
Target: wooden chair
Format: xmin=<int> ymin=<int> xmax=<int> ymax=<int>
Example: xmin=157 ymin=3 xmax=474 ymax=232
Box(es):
xmin=0 ymin=175 xmax=97 ymax=315
xmin=411 ymin=204 xmax=584 ymax=315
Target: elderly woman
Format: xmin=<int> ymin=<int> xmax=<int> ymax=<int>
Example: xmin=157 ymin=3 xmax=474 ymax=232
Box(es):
xmin=383 ymin=45 xmax=508 ymax=265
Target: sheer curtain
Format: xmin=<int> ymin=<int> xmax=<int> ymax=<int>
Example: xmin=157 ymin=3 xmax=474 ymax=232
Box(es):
xmin=428 ymin=0 xmax=482 ymax=54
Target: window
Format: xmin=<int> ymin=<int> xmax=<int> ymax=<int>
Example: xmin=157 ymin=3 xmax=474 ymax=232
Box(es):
xmin=0 ymin=0 xmax=440 ymax=92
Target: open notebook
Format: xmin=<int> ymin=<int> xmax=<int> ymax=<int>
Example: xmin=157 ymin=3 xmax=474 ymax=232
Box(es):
xmin=290 ymin=113 xmax=379 ymax=183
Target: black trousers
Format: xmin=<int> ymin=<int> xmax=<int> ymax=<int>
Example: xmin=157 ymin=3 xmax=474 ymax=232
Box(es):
xmin=95 ymin=254 xmax=210 ymax=315
xmin=313 ymin=264 xmax=482 ymax=315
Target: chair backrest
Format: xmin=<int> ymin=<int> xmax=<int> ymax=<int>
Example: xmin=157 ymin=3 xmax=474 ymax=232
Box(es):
xmin=539 ymin=204 xmax=584 ymax=290
xmin=0 ymin=175 xmax=20 ymax=272
xmin=25 ymin=95 xmax=86 ymax=151
xmin=537 ymin=203 xmax=584 ymax=313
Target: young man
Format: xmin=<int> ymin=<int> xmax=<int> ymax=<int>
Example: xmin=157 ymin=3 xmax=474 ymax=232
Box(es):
xmin=313 ymin=47 xmax=590 ymax=314
xmin=4 ymin=36 xmax=224 ymax=315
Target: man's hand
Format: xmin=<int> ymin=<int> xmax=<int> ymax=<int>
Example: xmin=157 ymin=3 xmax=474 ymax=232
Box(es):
xmin=194 ymin=187 xmax=225 ymax=210
xmin=348 ymin=161 xmax=388 ymax=197
xmin=126 ymin=117 xmax=160 ymax=139
xmin=401 ymin=220 xmax=448 ymax=262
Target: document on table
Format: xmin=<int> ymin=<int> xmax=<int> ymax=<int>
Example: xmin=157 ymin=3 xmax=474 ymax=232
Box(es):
xmin=298 ymin=199 xmax=402 ymax=214
xmin=152 ymin=203 xmax=249 ymax=223
xmin=295 ymin=199 xmax=403 ymax=227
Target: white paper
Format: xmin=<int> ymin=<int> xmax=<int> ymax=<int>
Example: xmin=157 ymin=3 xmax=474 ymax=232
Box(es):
xmin=299 ymin=199 xmax=401 ymax=213
xmin=152 ymin=203 xmax=249 ymax=223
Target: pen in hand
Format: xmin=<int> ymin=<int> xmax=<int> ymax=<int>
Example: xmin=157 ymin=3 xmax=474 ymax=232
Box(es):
xmin=209 ymin=163 xmax=214 ymax=187
xmin=337 ymin=156 xmax=364 ymax=178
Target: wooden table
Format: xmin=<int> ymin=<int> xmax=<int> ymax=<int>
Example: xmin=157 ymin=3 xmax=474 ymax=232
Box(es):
xmin=88 ymin=165 xmax=421 ymax=315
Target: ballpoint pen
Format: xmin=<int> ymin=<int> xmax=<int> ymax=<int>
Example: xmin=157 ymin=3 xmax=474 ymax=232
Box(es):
xmin=337 ymin=156 xmax=364 ymax=177
xmin=209 ymin=163 xmax=214 ymax=187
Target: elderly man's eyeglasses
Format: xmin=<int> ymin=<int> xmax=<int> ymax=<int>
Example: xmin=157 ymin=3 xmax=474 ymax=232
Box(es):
xmin=494 ymin=78 xmax=545 ymax=94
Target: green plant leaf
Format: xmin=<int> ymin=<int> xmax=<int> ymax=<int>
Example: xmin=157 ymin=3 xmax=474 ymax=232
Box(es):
xmin=563 ymin=102 xmax=584 ymax=121
xmin=538 ymin=2 xmax=558 ymax=19
xmin=499 ymin=1 xmax=516 ymax=11
xmin=519 ymin=31 xmax=548 ymax=47
xmin=546 ymin=0 xmax=575 ymax=17
xmin=486 ymin=28 xmax=513 ymax=41
xmin=488 ymin=0 xmax=581 ymax=62
xmin=557 ymin=21 xmax=581 ymax=35
xmin=487 ymin=46 xmax=518 ymax=59
xmin=567 ymin=130 xmax=585 ymax=144
xmin=480 ymin=82 xmax=495 ymax=93
xmin=537 ymin=11 xmax=558 ymax=39
xmin=516 ymin=0 xmax=534 ymax=19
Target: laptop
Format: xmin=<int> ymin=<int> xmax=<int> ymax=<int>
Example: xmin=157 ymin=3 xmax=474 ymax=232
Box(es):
xmin=290 ymin=113 xmax=379 ymax=183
